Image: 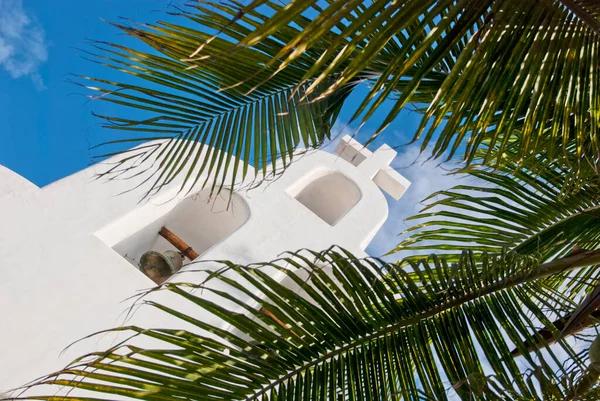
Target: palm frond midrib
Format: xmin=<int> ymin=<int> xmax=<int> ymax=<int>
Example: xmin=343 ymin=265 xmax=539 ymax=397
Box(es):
xmin=238 ymin=249 xmax=600 ymax=400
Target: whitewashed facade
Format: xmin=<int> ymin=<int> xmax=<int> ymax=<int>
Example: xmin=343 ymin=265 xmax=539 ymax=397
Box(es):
xmin=0 ymin=135 xmax=409 ymax=392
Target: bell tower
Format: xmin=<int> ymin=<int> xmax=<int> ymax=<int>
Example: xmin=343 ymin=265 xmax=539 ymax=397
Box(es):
xmin=0 ymin=135 xmax=410 ymax=393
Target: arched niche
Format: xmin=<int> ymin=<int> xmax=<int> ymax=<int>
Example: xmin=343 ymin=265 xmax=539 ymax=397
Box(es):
xmin=294 ymin=172 xmax=361 ymax=226
xmin=112 ymin=189 xmax=250 ymax=273
xmin=155 ymin=190 xmax=250 ymax=256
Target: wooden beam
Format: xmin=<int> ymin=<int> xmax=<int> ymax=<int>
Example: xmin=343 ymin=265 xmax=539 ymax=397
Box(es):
xmin=159 ymin=227 xmax=200 ymax=260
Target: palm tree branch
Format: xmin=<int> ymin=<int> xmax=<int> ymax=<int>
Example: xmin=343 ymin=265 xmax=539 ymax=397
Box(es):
xmin=16 ymin=247 xmax=600 ymax=401
xmin=189 ymin=0 xmax=600 ymax=183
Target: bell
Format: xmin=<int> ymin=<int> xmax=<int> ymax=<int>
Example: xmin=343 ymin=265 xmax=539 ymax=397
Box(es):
xmin=139 ymin=250 xmax=184 ymax=284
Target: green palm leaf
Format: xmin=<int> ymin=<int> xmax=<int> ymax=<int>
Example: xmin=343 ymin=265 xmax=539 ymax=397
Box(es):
xmin=15 ymin=247 xmax=600 ymax=401
xmin=80 ymin=1 xmax=459 ymax=198
xmin=391 ymin=135 xmax=600 ymax=320
xmin=394 ymin=148 xmax=600 ymax=262
xmin=193 ymin=0 xmax=600 ymax=180
xmin=80 ymin=3 xmax=358 ymax=199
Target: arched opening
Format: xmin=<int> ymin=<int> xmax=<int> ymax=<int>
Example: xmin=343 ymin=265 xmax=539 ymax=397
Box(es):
xmin=155 ymin=190 xmax=250 ymax=256
xmin=112 ymin=190 xmax=250 ymax=278
xmin=294 ymin=172 xmax=361 ymax=226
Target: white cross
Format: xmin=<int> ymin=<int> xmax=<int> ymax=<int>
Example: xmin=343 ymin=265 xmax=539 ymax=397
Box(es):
xmin=334 ymin=135 xmax=410 ymax=200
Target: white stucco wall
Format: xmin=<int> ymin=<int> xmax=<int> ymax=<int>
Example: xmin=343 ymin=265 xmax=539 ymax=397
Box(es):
xmin=0 ymin=136 xmax=409 ymax=393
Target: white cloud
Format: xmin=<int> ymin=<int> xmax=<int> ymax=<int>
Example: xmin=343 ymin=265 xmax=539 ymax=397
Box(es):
xmin=365 ymin=144 xmax=479 ymax=258
xmin=0 ymin=0 xmax=48 ymax=89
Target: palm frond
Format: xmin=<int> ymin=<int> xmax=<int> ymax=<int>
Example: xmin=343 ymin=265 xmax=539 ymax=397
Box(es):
xmin=82 ymin=1 xmax=468 ymax=198
xmin=192 ymin=0 xmax=600 ymax=180
xmin=394 ymin=151 xmax=600 ymax=262
xmin=16 ymin=247 xmax=600 ymax=401
xmin=393 ymin=144 xmax=600 ymax=319
xmin=81 ymin=4 xmax=356 ymax=199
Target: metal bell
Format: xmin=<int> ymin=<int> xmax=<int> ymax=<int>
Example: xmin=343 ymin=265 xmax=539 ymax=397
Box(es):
xmin=139 ymin=250 xmax=183 ymax=284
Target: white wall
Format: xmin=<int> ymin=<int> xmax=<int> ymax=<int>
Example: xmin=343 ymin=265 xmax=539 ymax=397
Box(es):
xmin=0 ymin=138 xmax=408 ymax=393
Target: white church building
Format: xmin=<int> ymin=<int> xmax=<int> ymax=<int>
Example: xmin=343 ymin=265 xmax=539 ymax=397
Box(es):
xmin=0 ymin=135 xmax=410 ymax=393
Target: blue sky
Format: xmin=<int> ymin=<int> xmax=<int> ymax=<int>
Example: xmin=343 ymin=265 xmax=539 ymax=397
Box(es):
xmin=0 ymin=0 xmax=173 ymax=185
xmin=0 ymin=0 xmax=467 ymax=257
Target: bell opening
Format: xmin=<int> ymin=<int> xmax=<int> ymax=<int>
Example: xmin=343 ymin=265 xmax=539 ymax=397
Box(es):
xmin=107 ymin=189 xmax=250 ymax=283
